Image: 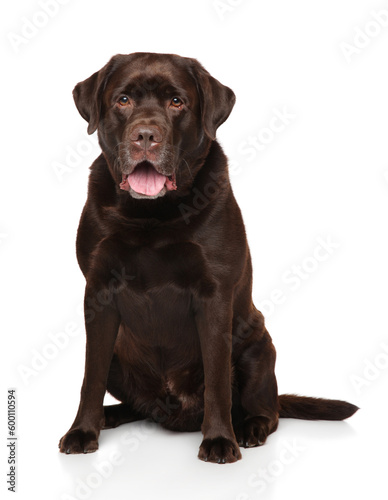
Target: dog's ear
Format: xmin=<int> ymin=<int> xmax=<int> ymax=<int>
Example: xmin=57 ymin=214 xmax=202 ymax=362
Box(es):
xmin=73 ymin=55 xmax=122 ymax=135
xmin=191 ymin=61 xmax=236 ymax=140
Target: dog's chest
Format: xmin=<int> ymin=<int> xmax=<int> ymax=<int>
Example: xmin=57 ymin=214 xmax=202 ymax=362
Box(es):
xmin=111 ymin=239 xmax=216 ymax=297
xmin=107 ymin=239 xmax=215 ymax=344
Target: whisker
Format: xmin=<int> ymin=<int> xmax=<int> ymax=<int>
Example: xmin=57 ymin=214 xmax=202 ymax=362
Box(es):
xmin=182 ymin=157 xmax=193 ymax=179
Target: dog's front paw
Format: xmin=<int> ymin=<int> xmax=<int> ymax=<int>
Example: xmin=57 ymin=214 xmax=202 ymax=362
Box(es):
xmin=198 ymin=437 xmax=242 ymax=464
xmin=59 ymin=429 xmax=99 ymax=454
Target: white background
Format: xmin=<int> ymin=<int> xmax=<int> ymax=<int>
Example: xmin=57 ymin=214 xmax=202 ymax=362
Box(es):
xmin=1 ymin=0 xmax=388 ymax=498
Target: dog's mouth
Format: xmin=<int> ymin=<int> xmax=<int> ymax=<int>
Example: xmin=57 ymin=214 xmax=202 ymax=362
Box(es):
xmin=119 ymin=161 xmax=177 ymax=197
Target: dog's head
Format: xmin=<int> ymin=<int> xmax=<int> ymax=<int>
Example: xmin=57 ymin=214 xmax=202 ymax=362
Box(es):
xmin=73 ymin=52 xmax=235 ymax=199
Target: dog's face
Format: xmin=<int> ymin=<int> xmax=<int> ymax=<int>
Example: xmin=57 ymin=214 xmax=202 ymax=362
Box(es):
xmin=73 ymin=52 xmax=235 ymax=199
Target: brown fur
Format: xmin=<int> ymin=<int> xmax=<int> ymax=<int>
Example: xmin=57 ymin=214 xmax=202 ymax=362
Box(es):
xmin=59 ymin=53 xmax=358 ymax=463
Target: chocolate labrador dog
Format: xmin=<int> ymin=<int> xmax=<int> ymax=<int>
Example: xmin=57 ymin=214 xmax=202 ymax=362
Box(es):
xmin=59 ymin=52 xmax=357 ymax=463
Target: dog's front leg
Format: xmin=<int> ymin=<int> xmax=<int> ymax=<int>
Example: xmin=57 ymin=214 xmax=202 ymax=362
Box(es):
xmin=59 ymin=285 xmax=120 ymax=454
xmin=195 ymin=293 xmax=241 ymax=463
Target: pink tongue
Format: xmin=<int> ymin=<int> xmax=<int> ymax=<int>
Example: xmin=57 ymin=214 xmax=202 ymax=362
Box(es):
xmin=127 ymin=165 xmax=167 ymax=196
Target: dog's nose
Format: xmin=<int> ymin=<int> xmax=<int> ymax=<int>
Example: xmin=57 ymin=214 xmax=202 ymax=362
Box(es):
xmin=129 ymin=125 xmax=163 ymax=149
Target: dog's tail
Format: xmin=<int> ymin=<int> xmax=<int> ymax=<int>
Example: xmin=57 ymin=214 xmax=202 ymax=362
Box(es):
xmin=278 ymin=394 xmax=359 ymax=421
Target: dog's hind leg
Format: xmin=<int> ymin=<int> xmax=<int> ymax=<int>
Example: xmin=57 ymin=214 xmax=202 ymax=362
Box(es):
xmin=103 ymin=403 xmax=144 ymax=429
xmin=103 ymin=354 xmax=144 ymax=429
xmin=233 ymin=329 xmax=279 ymax=448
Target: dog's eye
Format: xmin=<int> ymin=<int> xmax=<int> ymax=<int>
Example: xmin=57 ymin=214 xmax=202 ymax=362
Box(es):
xmin=118 ymin=96 xmax=130 ymax=107
xmin=170 ymin=97 xmax=183 ymax=108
